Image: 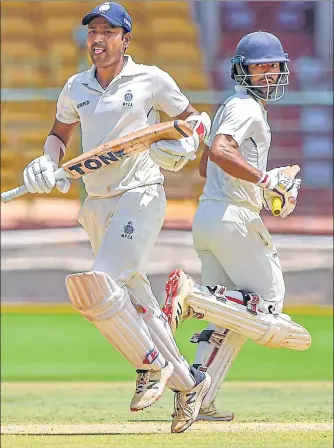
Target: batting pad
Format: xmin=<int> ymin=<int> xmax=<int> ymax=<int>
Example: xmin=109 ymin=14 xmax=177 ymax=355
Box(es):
xmin=142 ymin=311 xmax=195 ymax=392
xmin=65 ymin=271 xmax=166 ymax=370
xmin=200 ymin=329 xmax=246 ymax=407
xmin=187 ymin=287 xmax=311 ymax=351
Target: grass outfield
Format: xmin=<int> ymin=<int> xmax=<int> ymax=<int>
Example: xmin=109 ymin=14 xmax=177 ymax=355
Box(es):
xmin=1 ymin=312 xmax=333 ymax=381
xmin=1 ymin=382 xmax=333 ymax=448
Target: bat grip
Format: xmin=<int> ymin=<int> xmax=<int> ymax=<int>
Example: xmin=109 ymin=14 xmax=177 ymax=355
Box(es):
xmin=271 ymin=181 xmax=300 ymax=217
xmin=272 ymin=197 xmax=282 ymax=216
xmin=1 ymin=168 xmax=68 ymax=203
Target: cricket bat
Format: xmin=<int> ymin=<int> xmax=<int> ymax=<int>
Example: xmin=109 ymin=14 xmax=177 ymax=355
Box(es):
xmin=1 ymin=120 xmax=193 ymax=203
xmin=271 ymin=165 xmax=300 ymax=216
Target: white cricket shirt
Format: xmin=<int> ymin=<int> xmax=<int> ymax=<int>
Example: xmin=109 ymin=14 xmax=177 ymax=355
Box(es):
xmin=202 ymin=86 xmax=271 ymax=212
xmin=56 ymin=55 xmax=189 ymax=197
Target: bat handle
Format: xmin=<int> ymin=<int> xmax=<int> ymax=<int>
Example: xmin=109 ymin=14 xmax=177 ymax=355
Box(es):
xmin=272 ymin=197 xmax=282 ymax=216
xmin=1 ymin=168 xmax=68 ymax=203
xmin=271 ymin=181 xmax=300 ymax=217
xmin=1 ymin=185 xmax=29 ymax=203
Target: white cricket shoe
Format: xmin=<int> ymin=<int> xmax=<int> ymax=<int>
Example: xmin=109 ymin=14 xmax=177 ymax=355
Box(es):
xmin=196 ymin=402 xmax=234 ymax=421
xmin=162 ymin=269 xmax=194 ymax=334
xmin=130 ymin=361 xmax=174 ymax=411
xmin=171 ymin=369 xmax=211 ymax=433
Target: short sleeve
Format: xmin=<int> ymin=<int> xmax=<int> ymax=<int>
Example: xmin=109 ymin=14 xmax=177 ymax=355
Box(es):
xmin=205 ymin=104 xmax=225 ymax=147
xmin=214 ymin=101 xmax=258 ymax=146
xmin=56 ymin=80 xmax=80 ymax=124
xmin=152 ymin=67 xmax=189 ymax=117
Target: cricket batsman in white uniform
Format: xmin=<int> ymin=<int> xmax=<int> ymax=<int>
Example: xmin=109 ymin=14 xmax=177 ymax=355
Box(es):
xmin=162 ymin=31 xmax=311 ymax=421
xmin=21 ymin=2 xmax=212 ymax=433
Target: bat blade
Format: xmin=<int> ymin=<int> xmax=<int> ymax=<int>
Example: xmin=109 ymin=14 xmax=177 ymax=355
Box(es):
xmin=271 ymin=165 xmax=300 ymax=216
xmin=1 ymin=120 xmax=193 ymax=203
xmin=62 ymin=120 xmax=192 ymax=179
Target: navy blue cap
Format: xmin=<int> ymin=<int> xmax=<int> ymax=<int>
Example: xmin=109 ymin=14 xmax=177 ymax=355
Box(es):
xmin=82 ymin=2 xmax=132 ymax=32
xmin=233 ymin=31 xmax=289 ymax=65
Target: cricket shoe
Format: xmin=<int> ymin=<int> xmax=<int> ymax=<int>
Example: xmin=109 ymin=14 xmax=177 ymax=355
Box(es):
xmin=171 ymin=368 xmax=211 ymax=433
xmin=130 ymin=361 xmax=174 ymax=411
xmin=162 ymin=269 xmax=195 ymax=334
xmin=196 ymin=401 xmax=234 ymax=421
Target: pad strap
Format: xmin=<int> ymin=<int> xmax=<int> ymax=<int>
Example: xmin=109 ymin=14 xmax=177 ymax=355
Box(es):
xmin=187 ymin=285 xmax=311 ymax=351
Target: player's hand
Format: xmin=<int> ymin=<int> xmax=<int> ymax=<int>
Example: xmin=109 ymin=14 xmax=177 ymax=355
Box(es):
xmin=23 ymin=155 xmax=70 ymax=194
xmin=149 ymin=136 xmax=196 ymax=172
xmin=257 ymin=166 xmax=293 ymax=191
xmin=150 ymin=112 xmax=211 ymax=172
xmin=257 ymin=166 xmax=292 ymax=192
xmin=261 ymin=178 xmax=301 ymax=218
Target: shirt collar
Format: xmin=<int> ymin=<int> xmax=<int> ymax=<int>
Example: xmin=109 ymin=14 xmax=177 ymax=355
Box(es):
xmin=81 ymin=55 xmax=146 ymax=88
xmin=234 ymin=85 xmax=249 ymax=98
xmin=234 ymin=85 xmax=267 ymax=113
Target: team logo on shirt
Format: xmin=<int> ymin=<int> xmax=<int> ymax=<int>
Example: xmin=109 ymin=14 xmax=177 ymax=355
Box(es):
xmin=123 ymin=90 xmax=133 ymax=107
xmin=121 ymin=221 xmax=134 ymax=239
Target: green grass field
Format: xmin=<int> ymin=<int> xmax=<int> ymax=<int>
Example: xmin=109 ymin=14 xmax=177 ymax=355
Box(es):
xmin=2 ymin=382 xmax=333 ymax=447
xmin=1 ymin=312 xmax=333 ymax=447
xmin=1 ymin=313 xmax=333 ymax=381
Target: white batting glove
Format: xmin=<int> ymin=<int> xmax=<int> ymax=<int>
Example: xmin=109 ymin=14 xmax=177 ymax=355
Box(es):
xmin=279 ymin=178 xmax=301 ymax=218
xmin=149 ymin=112 xmax=211 ymax=172
xmin=257 ymin=166 xmax=292 ymax=191
xmin=150 ymin=137 xmax=196 ymax=172
xmin=261 ymin=178 xmax=301 ymax=218
xmin=23 ymin=155 xmax=70 ymax=194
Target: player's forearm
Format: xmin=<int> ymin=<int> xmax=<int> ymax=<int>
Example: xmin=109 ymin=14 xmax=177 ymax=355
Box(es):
xmin=176 ymin=104 xmax=199 ymax=120
xmin=209 ymin=143 xmax=262 ymax=183
xmin=199 ymin=146 xmax=209 ymax=178
xmin=46 ymin=119 xmax=78 ymax=163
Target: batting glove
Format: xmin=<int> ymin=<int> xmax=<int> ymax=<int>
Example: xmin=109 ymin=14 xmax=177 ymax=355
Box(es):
xmin=150 ymin=137 xmax=196 ymax=172
xmin=149 ymin=112 xmax=211 ymax=172
xmin=257 ymin=166 xmax=293 ymax=191
xmin=23 ymin=155 xmax=70 ymax=194
xmin=261 ymin=178 xmax=301 ymax=218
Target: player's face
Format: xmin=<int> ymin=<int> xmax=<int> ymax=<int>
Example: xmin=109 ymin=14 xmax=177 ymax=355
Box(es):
xmin=248 ymin=63 xmax=280 ymax=90
xmin=87 ymin=17 xmax=130 ymax=68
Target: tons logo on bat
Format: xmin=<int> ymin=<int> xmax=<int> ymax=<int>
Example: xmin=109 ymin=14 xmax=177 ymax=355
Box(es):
xmin=67 ymin=148 xmax=126 ymax=178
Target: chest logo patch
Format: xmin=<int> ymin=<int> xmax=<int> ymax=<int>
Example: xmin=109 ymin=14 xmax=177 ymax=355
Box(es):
xmin=121 ymin=221 xmax=134 ymax=239
xmin=123 ymin=90 xmax=133 ymax=107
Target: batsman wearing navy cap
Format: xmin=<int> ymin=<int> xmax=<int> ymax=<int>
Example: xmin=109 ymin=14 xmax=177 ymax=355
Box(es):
xmin=162 ymin=31 xmax=310 ymax=422
xmin=82 ymin=1 xmax=133 ymax=31
xmin=20 ymin=2 xmax=212 ymax=434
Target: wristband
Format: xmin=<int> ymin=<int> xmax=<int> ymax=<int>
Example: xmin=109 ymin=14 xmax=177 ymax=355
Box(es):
xmin=44 ymin=135 xmax=65 ymax=164
xmin=256 ymin=172 xmax=270 ymax=189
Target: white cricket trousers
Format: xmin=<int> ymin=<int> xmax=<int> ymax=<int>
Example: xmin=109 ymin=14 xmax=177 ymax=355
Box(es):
xmin=76 ymin=184 xmax=197 ymax=391
xmin=77 ymin=184 xmax=166 ymax=296
xmin=192 ymin=200 xmax=285 ymax=311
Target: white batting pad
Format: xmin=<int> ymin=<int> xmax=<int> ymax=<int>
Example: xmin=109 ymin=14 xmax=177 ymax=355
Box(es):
xmin=142 ymin=311 xmax=195 ymax=391
xmin=65 ymin=271 xmax=166 ymax=370
xmin=187 ymin=286 xmax=311 ymax=351
xmin=128 ymin=273 xmax=195 ymax=391
xmin=198 ymin=329 xmax=247 ymax=407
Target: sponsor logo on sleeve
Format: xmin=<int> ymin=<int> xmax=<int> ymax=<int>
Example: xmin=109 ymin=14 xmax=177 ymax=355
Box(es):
xmin=77 ymin=100 xmax=90 ymax=109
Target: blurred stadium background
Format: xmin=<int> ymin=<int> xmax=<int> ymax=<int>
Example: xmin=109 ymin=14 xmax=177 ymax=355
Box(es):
xmin=1 ymin=1 xmax=333 ymax=386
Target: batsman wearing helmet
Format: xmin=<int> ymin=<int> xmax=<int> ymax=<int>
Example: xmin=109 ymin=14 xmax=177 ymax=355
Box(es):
xmin=162 ymin=31 xmax=310 ymax=421
xmin=19 ymin=2 xmax=212 ymax=433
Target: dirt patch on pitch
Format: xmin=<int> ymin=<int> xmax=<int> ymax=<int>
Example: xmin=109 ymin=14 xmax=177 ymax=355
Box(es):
xmin=2 ymin=422 xmax=332 ymax=435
